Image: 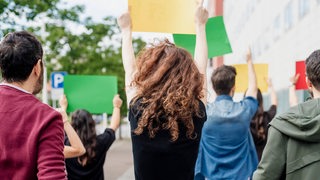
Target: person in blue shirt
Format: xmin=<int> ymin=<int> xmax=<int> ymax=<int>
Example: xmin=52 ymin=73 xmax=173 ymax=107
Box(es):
xmin=195 ymin=50 xmax=259 ymax=180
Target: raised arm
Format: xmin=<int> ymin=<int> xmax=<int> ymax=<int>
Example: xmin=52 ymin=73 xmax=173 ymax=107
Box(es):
xmin=117 ymin=12 xmax=137 ymax=106
xmin=266 ymin=78 xmax=277 ymax=106
xmin=109 ymin=94 xmax=123 ymax=131
xmin=194 ymin=0 xmax=209 ymax=104
xmin=245 ymin=49 xmax=258 ymax=98
xmin=58 ymin=95 xmax=85 ymax=159
xmin=289 ymin=74 xmax=299 ymax=106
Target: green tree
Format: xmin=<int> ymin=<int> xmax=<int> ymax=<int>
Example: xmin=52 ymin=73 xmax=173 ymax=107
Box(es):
xmin=0 ymin=0 xmax=146 ymax=114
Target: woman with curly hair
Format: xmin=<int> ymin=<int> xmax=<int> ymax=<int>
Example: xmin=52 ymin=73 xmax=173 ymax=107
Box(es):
xmin=117 ymin=2 xmax=208 ymax=180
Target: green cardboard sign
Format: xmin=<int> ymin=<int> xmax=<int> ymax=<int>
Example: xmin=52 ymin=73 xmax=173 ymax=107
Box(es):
xmin=64 ymin=75 xmax=117 ymax=114
xmin=173 ymin=16 xmax=232 ymax=58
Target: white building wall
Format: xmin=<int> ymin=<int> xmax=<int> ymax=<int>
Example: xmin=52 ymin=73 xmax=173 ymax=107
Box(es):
xmin=223 ymin=0 xmax=320 ymax=91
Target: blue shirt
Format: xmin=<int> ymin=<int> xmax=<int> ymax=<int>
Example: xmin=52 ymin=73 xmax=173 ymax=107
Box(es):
xmin=195 ymin=95 xmax=258 ymax=180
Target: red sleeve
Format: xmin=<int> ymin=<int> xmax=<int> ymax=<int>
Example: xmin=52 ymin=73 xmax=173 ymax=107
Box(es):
xmin=37 ymin=111 xmax=67 ymax=180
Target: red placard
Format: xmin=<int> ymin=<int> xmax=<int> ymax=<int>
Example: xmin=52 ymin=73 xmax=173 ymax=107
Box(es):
xmin=295 ymin=61 xmax=308 ymax=90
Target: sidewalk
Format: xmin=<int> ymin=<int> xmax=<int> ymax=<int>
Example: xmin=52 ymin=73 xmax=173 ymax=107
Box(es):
xmin=103 ymin=124 xmax=134 ymax=180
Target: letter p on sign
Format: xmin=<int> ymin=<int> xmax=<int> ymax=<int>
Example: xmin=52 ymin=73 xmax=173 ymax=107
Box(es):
xmin=51 ymin=72 xmax=67 ymax=100
xmin=54 ymin=74 xmax=64 ymax=88
xmin=51 ymin=72 xmax=67 ymax=89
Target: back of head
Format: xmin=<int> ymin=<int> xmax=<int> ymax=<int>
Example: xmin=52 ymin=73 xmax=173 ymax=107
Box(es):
xmin=211 ymin=65 xmax=237 ymax=95
xmin=134 ymin=39 xmax=203 ymax=97
xmin=132 ymin=39 xmax=204 ymax=141
xmin=306 ymin=50 xmax=320 ymax=91
xmin=0 ymin=31 xmax=43 ymax=83
xmin=71 ymin=109 xmax=97 ymax=165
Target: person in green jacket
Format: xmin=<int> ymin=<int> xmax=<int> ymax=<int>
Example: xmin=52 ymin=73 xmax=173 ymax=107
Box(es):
xmin=253 ymin=49 xmax=320 ymax=180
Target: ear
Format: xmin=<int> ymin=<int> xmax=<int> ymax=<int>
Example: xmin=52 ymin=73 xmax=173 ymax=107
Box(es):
xmin=231 ymin=85 xmax=236 ymax=92
xmin=33 ymin=60 xmax=42 ymax=77
xmin=306 ymin=76 xmax=312 ymax=88
xmin=230 ymin=85 xmax=236 ymax=96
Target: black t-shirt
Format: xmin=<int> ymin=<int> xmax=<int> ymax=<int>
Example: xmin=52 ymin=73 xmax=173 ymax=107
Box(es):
xmin=64 ymin=128 xmax=115 ymax=180
xmin=129 ymin=99 xmax=207 ymax=180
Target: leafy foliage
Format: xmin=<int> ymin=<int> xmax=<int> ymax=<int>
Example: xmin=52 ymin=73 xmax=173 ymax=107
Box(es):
xmin=0 ymin=0 xmax=146 ymax=114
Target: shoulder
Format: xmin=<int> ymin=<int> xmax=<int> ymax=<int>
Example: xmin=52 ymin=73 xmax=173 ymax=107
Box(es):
xmin=243 ymin=96 xmax=258 ymax=105
xmin=241 ymin=96 xmax=258 ymax=111
xmin=37 ymin=102 xmax=62 ymax=121
xmin=96 ymin=128 xmax=116 ymax=151
xmin=97 ymin=128 xmax=115 ymax=141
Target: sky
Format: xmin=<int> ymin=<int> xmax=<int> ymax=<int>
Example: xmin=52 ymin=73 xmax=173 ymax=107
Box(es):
xmin=66 ymin=0 xmax=173 ymax=42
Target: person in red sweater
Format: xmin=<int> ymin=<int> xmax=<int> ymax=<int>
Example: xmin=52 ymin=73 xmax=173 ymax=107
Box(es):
xmin=0 ymin=31 xmax=67 ymax=180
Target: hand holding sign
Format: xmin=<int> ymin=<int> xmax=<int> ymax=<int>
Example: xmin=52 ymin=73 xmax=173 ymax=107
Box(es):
xmin=117 ymin=11 xmax=132 ymax=31
xmin=195 ymin=0 xmax=208 ymax=26
xmin=290 ymin=73 xmax=300 ymax=86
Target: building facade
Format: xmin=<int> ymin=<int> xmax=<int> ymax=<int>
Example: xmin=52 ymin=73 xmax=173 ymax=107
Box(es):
xmin=220 ymin=0 xmax=320 ymax=112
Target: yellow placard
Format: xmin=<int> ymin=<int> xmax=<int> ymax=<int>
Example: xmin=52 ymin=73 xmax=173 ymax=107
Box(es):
xmin=128 ymin=0 xmax=197 ymax=34
xmin=234 ymin=64 xmax=269 ymax=93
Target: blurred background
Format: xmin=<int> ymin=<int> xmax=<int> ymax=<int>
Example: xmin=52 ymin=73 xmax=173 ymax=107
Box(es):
xmin=1 ymin=0 xmax=320 ymax=179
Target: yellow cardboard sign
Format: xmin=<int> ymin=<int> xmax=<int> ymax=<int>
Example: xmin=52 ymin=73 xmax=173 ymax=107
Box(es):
xmin=234 ymin=64 xmax=269 ymax=93
xmin=128 ymin=0 xmax=197 ymax=34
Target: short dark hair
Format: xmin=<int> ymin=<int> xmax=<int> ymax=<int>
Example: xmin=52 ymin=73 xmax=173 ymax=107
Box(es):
xmin=0 ymin=31 xmax=43 ymax=82
xmin=211 ymin=65 xmax=237 ymax=95
xmin=306 ymin=50 xmax=320 ymax=90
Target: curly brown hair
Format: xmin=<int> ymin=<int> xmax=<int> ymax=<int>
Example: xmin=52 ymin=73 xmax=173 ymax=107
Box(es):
xmin=131 ymin=39 xmax=205 ymax=141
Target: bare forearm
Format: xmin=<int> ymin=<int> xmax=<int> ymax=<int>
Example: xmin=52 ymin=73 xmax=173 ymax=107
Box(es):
xmin=109 ymin=107 xmax=121 ymax=131
xmin=270 ymin=88 xmax=278 ymax=105
xmin=194 ymin=24 xmax=208 ymax=104
xmin=289 ymin=85 xmax=298 ymax=106
xmin=195 ymin=24 xmax=208 ymax=73
xmin=122 ymin=30 xmax=136 ymax=79
xmin=64 ymin=122 xmax=85 ymax=158
xmin=246 ymin=60 xmax=258 ymax=98
xmin=121 ymin=30 xmax=136 ymax=105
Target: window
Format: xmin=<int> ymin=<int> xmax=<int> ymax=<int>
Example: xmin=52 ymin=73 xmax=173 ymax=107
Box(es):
xmin=299 ymin=0 xmax=310 ymax=19
xmin=284 ymin=2 xmax=293 ymax=30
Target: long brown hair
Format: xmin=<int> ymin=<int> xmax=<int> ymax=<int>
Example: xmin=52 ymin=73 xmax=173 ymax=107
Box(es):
xmin=71 ymin=109 xmax=97 ymax=166
xmin=131 ymin=39 xmax=204 ymax=141
xmin=248 ymin=89 xmax=266 ymax=141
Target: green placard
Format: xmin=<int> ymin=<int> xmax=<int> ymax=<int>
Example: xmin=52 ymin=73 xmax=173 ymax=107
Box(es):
xmin=64 ymin=75 xmax=117 ymax=114
xmin=173 ymin=16 xmax=232 ymax=58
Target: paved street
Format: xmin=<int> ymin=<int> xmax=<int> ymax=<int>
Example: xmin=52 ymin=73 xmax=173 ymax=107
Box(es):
xmin=104 ymin=139 xmax=134 ymax=180
xmin=103 ymin=122 xmax=134 ymax=180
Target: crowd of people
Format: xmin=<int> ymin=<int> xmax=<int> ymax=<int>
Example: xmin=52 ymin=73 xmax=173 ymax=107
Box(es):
xmin=1 ymin=2 xmax=320 ymax=180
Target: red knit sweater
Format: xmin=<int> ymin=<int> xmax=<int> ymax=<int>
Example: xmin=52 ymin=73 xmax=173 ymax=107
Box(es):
xmin=0 ymin=85 xmax=67 ymax=180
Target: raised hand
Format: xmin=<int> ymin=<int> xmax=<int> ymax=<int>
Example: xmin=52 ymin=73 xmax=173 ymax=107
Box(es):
xmin=290 ymin=74 xmax=300 ymax=86
xmin=59 ymin=94 xmax=68 ymax=111
xmin=117 ymin=12 xmax=132 ymax=31
xmin=195 ymin=0 xmax=209 ymax=26
xmin=265 ymin=78 xmax=273 ymax=88
xmin=113 ymin=94 xmax=123 ymax=109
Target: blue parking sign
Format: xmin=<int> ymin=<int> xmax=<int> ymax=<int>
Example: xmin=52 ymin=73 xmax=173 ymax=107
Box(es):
xmin=51 ymin=72 xmax=67 ymax=89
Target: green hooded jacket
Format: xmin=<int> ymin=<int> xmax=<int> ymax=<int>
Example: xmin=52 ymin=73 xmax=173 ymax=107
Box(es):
xmin=253 ymin=98 xmax=320 ymax=180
